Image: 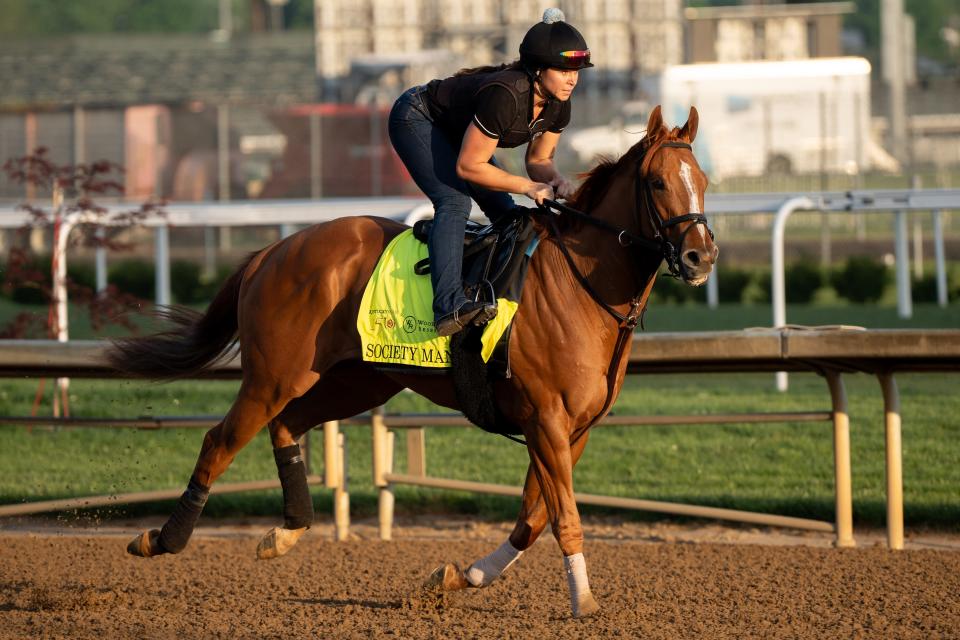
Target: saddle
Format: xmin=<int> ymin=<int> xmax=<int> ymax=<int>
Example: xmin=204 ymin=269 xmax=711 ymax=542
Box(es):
xmin=412 ymin=209 xmax=538 ymax=311
xmin=411 ymin=208 xmax=540 ymax=377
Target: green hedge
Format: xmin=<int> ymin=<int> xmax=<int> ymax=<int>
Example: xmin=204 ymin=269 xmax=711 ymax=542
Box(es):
xmin=1 ymin=254 xmax=951 ymax=308
xmin=831 ymin=255 xmax=888 ymax=304
xmin=171 ymin=261 xmax=235 ymax=304
xmin=649 ymin=256 xmax=902 ymax=306
xmin=107 ymin=259 xmax=155 ymax=299
xmin=785 ymin=258 xmax=823 ymax=304
xmin=0 ymin=254 xmax=97 ymax=305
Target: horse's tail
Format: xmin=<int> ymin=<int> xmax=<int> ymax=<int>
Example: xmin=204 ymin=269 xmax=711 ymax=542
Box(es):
xmin=105 ymin=253 xmax=257 ymax=380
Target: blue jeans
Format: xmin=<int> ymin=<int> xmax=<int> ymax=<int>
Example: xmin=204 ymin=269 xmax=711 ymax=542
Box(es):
xmin=388 ymin=86 xmax=517 ymax=321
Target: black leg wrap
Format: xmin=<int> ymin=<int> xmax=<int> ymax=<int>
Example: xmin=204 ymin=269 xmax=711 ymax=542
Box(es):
xmin=275 ymin=444 xmax=313 ymax=530
xmin=157 ymin=477 xmax=209 ymax=554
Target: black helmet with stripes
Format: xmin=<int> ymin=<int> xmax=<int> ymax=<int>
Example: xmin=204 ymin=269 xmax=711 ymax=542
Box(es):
xmin=519 ymin=8 xmax=593 ymax=71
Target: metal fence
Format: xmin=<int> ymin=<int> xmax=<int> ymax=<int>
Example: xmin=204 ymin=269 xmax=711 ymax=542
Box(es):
xmin=6 ymin=329 xmax=960 ymax=549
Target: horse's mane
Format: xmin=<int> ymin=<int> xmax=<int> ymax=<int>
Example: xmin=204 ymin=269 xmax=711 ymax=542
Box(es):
xmin=552 ymin=124 xmax=684 ymax=234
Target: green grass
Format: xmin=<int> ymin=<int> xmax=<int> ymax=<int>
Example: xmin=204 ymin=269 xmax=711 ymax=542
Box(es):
xmin=0 ymin=370 xmax=957 ymax=530
xmin=0 ymin=300 xmax=957 ymax=529
xmin=0 ymin=297 xmax=161 ymax=340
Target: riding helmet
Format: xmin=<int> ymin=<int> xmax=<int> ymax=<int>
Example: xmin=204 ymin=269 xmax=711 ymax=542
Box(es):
xmin=519 ymin=8 xmax=593 ymax=71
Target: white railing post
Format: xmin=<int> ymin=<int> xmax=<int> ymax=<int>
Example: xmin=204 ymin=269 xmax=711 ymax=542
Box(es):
xmin=933 ymin=210 xmax=947 ymax=307
xmin=706 ymin=265 xmax=719 ymax=308
xmin=771 ymin=196 xmax=815 ymax=392
xmin=155 ymin=225 xmax=171 ymax=307
xmin=402 ymin=203 xmax=436 ymax=226
xmin=95 ymin=227 xmax=107 ymax=294
xmin=894 ymin=211 xmax=912 ymax=319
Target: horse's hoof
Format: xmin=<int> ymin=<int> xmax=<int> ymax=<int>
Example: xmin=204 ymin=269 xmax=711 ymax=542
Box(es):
xmin=423 ymin=563 xmax=469 ymax=591
xmin=572 ymin=591 xmax=600 ymax=618
xmin=126 ymin=529 xmax=162 ymax=558
xmin=256 ymin=526 xmax=307 ymax=560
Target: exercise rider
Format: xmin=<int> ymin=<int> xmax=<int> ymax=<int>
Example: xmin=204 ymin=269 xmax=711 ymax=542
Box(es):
xmin=387 ymin=7 xmax=592 ymax=336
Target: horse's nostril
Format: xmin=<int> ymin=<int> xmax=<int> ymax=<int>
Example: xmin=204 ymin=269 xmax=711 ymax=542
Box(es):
xmin=685 ymin=250 xmax=700 ymax=266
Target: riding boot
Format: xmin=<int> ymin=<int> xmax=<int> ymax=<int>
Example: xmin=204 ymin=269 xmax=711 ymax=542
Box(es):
xmin=435 ymin=300 xmax=498 ymax=337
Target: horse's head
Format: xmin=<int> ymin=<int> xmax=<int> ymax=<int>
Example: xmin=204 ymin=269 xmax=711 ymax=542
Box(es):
xmin=637 ymin=105 xmax=718 ymax=286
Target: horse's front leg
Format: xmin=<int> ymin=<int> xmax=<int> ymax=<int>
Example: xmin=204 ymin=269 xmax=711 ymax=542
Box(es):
xmin=447 ymin=433 xmax=591 ymax=589
xmin=427 ymin=426 xmax=598 ymax=617
xmin=524 ymin=422 xmax=599 ymax=618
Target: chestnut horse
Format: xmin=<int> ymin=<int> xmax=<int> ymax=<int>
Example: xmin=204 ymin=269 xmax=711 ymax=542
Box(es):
xmin=109 ymin=106 xmax=717 ymax=618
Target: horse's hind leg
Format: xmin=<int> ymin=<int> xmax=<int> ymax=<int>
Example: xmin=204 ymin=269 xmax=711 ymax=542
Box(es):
xmin=257 ymin=362 xmax=404 ymax=559
xmin=255 ymin=418 xmax=313 ymax=560
xmin=128 ymin=377 xmax=315 ymax=557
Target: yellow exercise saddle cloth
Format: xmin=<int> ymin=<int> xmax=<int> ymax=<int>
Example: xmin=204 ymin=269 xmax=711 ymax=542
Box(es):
xmin=357 ymin=229 xmax=518 ymax=369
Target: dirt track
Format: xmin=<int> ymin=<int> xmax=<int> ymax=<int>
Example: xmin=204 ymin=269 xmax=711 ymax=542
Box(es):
xmin=1 ymin=520 xmax=958 ymax=639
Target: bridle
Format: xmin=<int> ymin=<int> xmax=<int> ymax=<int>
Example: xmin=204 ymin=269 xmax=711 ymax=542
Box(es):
xmin=539 ymin=139 xmax=713 ymax=328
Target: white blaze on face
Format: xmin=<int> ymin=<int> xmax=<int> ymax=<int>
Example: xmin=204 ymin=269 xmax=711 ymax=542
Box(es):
xmin=678 ymin=160 xmax=705 ymax=241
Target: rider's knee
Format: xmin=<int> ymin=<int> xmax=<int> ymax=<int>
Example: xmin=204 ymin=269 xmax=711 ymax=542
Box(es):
xmin=432 ymin=193 xmax=472 ymax=218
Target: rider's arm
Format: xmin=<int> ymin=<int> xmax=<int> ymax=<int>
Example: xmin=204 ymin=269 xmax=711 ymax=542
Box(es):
xmin=525 ymin=132 xmax=575 ymax=199
xmin=456 ymin=123 xmax=553 ymax=203
xmin=526 ymin=100 xmax=575 ymax=198
xmin=525 ymin=131 xmax=564 ymax=185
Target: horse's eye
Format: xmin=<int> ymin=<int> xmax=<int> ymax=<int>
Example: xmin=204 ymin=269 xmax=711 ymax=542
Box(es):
xmin=651 ymin=178 xmax=666 ymax=190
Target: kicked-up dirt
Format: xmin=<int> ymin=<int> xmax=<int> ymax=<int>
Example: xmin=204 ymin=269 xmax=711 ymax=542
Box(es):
xmin=0 ymin=518 xmax=958 ymax=639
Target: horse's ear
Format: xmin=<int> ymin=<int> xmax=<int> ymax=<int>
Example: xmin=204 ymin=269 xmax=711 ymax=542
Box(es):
xmin=646 ymin=105 xmax=664 ymax=141
xmin=679 ymin=106 xmax=699 ymax=144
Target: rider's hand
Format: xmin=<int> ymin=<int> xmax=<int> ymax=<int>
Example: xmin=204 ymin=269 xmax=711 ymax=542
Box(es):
xmin=525 ymin=182 xmax=555 ymax=205
xmin=549 ymin=176 xmax=576 ymax=199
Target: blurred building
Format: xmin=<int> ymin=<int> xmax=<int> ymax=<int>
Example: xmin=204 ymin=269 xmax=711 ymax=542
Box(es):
xmin=315 ymin=0 xmax=685 ymax=108
xmin=683 ymin=2 xmax=853 ymax=63
xmin=0 ymin=33 xmax=410 ymax=201
xmin=1 ymin=1 xmax=958 ymax=204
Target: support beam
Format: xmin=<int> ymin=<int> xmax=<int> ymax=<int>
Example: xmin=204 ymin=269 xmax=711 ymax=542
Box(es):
xmin=0 ymin=477 xmax=325 ymax=517
xmin=383 ymin=473 xmax=835 ymax=533
xmin=825 ymin=371 xmax=855 ymax=548
xmin=878 ymin=373 xmax=905 ymax=550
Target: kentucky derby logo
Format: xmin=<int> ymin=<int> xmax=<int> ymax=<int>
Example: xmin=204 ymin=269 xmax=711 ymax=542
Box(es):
xmin=372 ymin=315 xmax=396 ymax=330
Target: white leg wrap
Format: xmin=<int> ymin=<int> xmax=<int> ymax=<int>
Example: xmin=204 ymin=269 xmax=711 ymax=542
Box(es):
xmin=564 ymin=553 xmax=593 ymax=617
xmin=465 ymin=540 xmax=523 ymax=587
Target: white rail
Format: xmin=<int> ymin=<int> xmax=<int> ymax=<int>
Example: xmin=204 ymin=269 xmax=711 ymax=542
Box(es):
xmin=0 ymin=189 xmax=956 ymax=350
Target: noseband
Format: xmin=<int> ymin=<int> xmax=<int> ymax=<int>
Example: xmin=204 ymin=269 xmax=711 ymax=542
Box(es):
xmin=540 ymin=139 xmax=714 ymax=326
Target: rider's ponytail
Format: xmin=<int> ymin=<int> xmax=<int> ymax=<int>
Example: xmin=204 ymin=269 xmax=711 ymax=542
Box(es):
xmin=453 ymin=60 xmax=522 ymax=77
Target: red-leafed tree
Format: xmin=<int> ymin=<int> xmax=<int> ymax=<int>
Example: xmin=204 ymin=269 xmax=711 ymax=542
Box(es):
xmin=1 ymin=146 xmax=166 ymax=339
